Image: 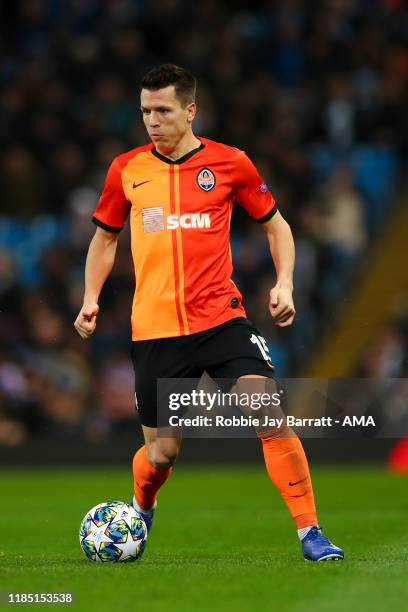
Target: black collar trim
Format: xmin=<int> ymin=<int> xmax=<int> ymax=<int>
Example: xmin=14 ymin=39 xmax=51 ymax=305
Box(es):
xmin=151 ymin=142 xmax=205 ymax=165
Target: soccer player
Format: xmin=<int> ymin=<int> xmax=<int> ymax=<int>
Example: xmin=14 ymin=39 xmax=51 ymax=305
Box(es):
xmin=74 ymin=64 xmax=344 ymax=561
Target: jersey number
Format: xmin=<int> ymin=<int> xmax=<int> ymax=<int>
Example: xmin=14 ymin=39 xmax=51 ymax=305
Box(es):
xmin=250 ymin=333 xmax=271 ymax=363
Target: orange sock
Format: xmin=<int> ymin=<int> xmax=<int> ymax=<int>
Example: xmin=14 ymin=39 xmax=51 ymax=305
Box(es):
xmin=261 ymin=434 xmax=318 ymax=529
xmin=132 ymin=446 xmax=172 ymax=511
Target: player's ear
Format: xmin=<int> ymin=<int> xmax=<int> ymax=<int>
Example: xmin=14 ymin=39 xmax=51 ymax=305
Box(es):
xmin=186 ymin=102 xmax=196 ymax=123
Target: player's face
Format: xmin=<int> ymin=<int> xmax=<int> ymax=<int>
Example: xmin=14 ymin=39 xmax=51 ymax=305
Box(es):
xmin=140 ymin=86 xmax=196 ymax=153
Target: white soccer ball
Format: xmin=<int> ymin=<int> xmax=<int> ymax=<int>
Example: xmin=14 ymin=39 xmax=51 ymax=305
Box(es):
xmin=79 ymin=501 xmax=147 ymax=562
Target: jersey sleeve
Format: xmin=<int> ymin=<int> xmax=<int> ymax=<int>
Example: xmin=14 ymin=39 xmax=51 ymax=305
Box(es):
xmin=92 ymin=159 xmax=131 ymax=232
xmin=233 ymin=152 xmax=277 ymax=223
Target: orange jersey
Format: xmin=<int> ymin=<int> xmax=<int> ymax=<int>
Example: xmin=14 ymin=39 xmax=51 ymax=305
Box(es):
xmin=92 ymin=137 xmax=277 ymax=340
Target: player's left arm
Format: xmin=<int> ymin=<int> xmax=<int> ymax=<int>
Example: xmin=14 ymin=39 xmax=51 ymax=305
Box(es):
xmin=261 ymin=211 xmax=296 ymax=327
xmin=233 ymin=151 xmax=296 ymax=327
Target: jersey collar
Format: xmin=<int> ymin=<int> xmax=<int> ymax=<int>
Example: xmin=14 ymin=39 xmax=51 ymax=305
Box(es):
xmin=151 ymin=142 xmax=205 ymax=165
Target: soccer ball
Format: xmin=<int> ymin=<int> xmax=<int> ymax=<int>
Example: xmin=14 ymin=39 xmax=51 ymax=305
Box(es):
xmin=79 ymin=501 xmax=147 ymax=562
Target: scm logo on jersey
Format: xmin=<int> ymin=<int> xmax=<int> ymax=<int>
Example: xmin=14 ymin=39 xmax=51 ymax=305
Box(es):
xmin=167 ymin=213 xmax=211 ymax=230
xmin=197 ymin=168 xmax=216 ymax=192
xmin=141 ymin=208 xmax=211 ymax=232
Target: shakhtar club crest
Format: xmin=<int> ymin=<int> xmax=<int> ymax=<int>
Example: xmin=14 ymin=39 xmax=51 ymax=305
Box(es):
xmin=197 ymin=168 xmax=216 ymax=192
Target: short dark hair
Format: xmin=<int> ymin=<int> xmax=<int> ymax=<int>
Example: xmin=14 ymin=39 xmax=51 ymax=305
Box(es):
xmin=140 ymin=64 xmax=196 ymax=107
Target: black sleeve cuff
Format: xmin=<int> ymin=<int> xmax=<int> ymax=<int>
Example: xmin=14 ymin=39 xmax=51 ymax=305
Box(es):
xmin=255 ymin=206 xmax=278 ymax=224
xmin=92 ymin=216 xmax=122 ymax=233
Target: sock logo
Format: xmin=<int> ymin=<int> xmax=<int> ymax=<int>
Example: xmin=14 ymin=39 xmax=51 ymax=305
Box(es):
xmin=288 ymin=477 xmax=308 ymax=487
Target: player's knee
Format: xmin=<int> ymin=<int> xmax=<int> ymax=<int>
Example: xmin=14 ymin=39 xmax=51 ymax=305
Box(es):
xmin=146 ymin=442 xmax=179 ymax=469
xmin=257 ymin=424 xmax=295 ymax=440
xmin=149 ymin=451 xmax=178 ymax=469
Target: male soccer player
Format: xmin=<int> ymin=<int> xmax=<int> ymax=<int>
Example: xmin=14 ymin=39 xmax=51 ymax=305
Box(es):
xmin=74 ymin=64 xmax=344 ymax=561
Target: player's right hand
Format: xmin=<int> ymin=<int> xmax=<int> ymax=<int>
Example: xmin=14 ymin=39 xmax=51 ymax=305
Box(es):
xmin=74 ymin=303 xmax=99 ymax=339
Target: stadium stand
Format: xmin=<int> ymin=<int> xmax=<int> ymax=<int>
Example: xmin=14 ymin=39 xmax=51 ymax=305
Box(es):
xmin=0 ymin=0 xmax=406 ymax=443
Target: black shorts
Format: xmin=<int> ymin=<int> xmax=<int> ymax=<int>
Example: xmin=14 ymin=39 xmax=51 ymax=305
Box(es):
xmin=131 ymin=317 xmax=277 ymax=428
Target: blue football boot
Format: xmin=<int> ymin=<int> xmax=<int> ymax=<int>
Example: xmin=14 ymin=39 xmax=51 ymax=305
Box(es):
xmin=131 ymin=496 xmax=156 ymax=534
xmin=301 ymin=526 xmax=344 ymax=561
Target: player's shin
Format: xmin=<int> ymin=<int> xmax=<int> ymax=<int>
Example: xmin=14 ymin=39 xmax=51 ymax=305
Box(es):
xmin=259 ymin=428 xmax=318 ymax=529
xmin=132 ymin=445 xmax=173 ymax=511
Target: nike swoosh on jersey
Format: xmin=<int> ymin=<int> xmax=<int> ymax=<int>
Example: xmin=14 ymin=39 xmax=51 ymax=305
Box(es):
xmin=133 ymin=180 xmax=152 ymax=189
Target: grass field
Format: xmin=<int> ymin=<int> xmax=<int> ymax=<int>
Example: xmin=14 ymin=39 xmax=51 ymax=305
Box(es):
xmin=1 ymin=465 xmax=408 ymax=611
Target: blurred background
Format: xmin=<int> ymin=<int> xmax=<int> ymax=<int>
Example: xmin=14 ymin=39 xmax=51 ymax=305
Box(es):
xmin=0 ymin=0 xmax=407 ymax=462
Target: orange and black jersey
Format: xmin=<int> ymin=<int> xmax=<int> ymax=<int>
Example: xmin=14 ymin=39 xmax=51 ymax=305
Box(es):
xmin=92 ymin=137 xmax=277 ymax=340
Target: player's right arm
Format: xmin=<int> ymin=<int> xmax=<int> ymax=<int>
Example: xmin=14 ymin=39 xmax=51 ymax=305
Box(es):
xmin=74 ymin=156 xmax=131 ymax=339
xmin=74 ymin=227 xmax=119 ymax=339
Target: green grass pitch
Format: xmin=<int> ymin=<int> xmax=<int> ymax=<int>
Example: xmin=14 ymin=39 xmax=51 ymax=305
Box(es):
xmin=1 ymin=466 xmax=408 ymax=611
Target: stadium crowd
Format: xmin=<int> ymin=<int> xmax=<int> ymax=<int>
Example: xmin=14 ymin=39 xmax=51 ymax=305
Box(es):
xmin=0 ymin=0 xmax=407 ymax=444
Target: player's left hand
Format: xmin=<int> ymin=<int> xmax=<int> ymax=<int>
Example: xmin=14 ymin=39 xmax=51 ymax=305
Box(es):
xmin=269 ymin=284 xmax=296 ymax=327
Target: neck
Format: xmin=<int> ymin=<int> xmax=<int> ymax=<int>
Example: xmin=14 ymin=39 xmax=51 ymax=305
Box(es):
xmin=156 ymin=132 xmax=201 ymax=161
